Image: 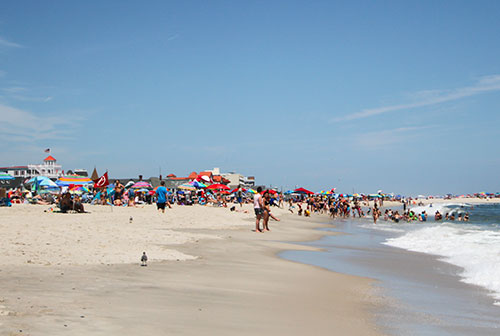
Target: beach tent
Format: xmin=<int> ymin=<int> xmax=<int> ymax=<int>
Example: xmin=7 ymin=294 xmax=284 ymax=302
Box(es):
xmin=294 ymin=187 xmax=314 ymax=195
xmin=57 ymin=175 xmax=92 ymax=186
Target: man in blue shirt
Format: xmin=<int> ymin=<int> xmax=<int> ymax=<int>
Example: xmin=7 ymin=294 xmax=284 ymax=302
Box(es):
xmin=155 ymin=181 xmax=171 ymax=213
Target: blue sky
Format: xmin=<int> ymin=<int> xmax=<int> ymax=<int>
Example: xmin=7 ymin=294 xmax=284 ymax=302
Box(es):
xmin=1 ymin=1 xmax=499 ymax=195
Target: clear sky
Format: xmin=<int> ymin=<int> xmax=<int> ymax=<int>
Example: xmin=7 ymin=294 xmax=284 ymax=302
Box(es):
xmin=1 ymin=1 xmax=499 ymax=195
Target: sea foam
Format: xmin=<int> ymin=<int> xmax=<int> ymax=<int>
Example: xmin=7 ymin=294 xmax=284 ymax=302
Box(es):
xmin=410 ymin=203 xmax=469 ymax=216
xmin=384 ymin=223 xmax=500 ymax=305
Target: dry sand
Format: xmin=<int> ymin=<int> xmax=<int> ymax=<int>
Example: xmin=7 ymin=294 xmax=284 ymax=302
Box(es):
xmin=0 ymin=203 xmax=383 ymax=335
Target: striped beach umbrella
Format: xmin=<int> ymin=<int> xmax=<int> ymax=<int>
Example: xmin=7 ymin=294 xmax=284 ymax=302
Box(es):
xmin=131 ymin=181 xmax=152 ymax=189
xmin=0 ymin=173 xmax=14 ymax=180
xmin=56 ymin=175 xmax=92 ymax=186
xmin=178 ymin=183 xmax=196 ymax=191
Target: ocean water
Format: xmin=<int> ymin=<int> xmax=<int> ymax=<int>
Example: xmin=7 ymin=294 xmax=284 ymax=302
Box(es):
xmin=384 ymin=203 xmax=500 ymax=305
xmin=280 ymin=203 xmax=500 ymax=335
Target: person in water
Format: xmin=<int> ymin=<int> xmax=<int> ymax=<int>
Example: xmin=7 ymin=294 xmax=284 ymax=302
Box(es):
xmin=372 ymin=204 xmax=380 ymax=224
xmin=435 ymin=210 xmax=442 ymax=221
xmin=420 ymin=211 xmax=427 ymax=222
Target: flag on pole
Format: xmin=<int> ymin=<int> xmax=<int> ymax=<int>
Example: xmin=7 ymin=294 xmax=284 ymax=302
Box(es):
xmin=44 ymin=148 xmax=50 ymax=153
xmin=94 ymin=172 xmax=109 ymax=188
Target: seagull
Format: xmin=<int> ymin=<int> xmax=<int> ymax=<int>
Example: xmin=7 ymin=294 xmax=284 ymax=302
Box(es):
xmin=141 ymin=252 xmax=148 ymax=266
xmin=129 ymin=216 xmax=133 ymax=223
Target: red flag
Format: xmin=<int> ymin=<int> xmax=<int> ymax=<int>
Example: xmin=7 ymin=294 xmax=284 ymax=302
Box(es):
xmin=94 ymin=172 xmax=109 ymax=188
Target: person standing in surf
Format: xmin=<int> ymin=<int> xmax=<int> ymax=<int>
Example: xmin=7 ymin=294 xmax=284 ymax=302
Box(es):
xmin=373 ymin=204 xmax=380 ymax=224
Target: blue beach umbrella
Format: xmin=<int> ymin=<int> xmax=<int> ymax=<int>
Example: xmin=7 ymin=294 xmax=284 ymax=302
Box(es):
xmin=0 ymin=173 xmax=14 ymax=180
xmin=28 ymin=176 xmax=58 ymax=188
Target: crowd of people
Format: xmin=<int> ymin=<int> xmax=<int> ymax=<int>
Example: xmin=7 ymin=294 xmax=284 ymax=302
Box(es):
xmin=1 ymin=181 xmax=474 ymax=227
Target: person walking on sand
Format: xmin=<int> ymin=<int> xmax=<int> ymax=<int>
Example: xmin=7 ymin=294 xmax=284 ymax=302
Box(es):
xmin=263 ymin=191 xmax=280 ymax=231
xmin=155 ymin=181 xmax=171 ymax=213
xmin=236 ymin=186 xmax=243 ymax=207
xmin=254 ymin=187 xmax=264 ymax=232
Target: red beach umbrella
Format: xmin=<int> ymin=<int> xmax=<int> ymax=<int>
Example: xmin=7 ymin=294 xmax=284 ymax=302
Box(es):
xmin=230 ymin=187 xmax=247 ymax=193
xmin=207 ymin=184 xmax=230 ymax=190
xmin=294 ymin=187 xmax=314 ymax=195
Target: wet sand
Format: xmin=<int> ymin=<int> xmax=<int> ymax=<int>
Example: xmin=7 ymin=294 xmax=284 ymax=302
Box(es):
xmin=281 ymin=216 xmax=500 ymax=336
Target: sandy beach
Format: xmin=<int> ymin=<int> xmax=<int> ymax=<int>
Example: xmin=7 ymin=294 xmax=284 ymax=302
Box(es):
xmin=0 ymin=204 xmax=382 ymax=335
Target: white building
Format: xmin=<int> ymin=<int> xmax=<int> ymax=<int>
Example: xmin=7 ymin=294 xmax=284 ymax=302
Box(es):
xmin=0 ymin=155 xmax=64 ymax=179
xmin=218 ymin=171 xmax=255 ymax=189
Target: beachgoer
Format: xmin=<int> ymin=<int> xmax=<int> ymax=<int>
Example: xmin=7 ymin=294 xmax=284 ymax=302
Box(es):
xmin=155 ymin=181 xmax=170 ymax=213
xmin=114 ymin=180 xmax=124 ymax=205
xmin=237 ymin=187 xmax=243 ymax=207
xmin=420 ymin=211 xmax=427 ymax=221
xmin=263 ymin=192 xmax=280 ymax=231
xmin=141 ymin=252 xmax=148 ymax=266
xmin=372 ymin=205 xmax=380 ymax=224
xmin=254 ymin=187 xmax=264 ymax=232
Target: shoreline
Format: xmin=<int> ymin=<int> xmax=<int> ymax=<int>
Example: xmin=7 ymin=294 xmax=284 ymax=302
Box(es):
xmin=0 ymin=204 xmax=383 ymax=335
xmin=280 ymin=204 xmax=500 ymax=335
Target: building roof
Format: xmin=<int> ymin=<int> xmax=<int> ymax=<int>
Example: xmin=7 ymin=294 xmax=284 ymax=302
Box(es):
xmin=169 ymin=177 xmax=189 ymax=181
xmin=44 ymin=155 xmax=56 ymax=161
xmin=188 ymin=172 xmax=197 ymax=179
xmin=0 ymin=166 xmax=29 ymax=170
xmin=167 ymin=173 xmax=176 ymax=178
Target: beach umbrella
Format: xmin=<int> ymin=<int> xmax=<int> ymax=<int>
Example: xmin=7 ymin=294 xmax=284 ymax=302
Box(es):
xmin=189 ymin=180 xmax=207 ymax=188
xmin=246 ymin=188 xmax=257 ymax=194
xmin=28 ymin=176 xmax=58 ymax=188
xmin=57 ymin=175 xmax=92 ymax=186
xmin=207 ymin=184 xmax=230 ymax=190
xmin=70 ymin=185 xmax=90 ymax=193
xmin=131 ymin=181 xmax=152 ymax=189
xmin=0 ymin=173 xmax=14 ymax=180
xmin=230 ymin=187 xmax=247 ymax=193
xmin=124 ymin=180 xmax=135 ymax=188
xmin=178 ymin=183 xmax=196 ymax=191
xmin=294 ymin=187 xmax=314 ymax=195
xmin=284 ymin=190 xmax=294 ymax=195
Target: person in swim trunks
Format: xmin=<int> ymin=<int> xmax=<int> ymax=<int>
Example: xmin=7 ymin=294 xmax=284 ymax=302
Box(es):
xmin=254 ymin=187 xmax=264 ymax=232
